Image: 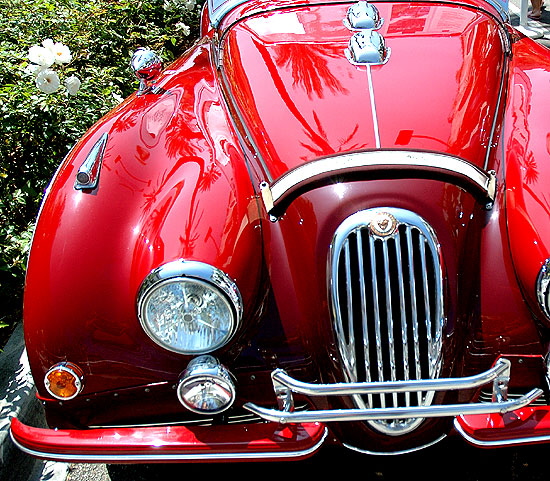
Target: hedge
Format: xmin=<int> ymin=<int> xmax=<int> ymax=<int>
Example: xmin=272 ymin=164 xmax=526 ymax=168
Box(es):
xmin=0 ymin=0 xmax=202 ymax=341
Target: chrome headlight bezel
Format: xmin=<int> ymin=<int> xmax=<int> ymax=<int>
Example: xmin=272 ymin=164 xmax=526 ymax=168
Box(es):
xmin=137 ymin=260 xmax=243 ymax=355
xmin=537 ymin=258 xmax=550 ymax=320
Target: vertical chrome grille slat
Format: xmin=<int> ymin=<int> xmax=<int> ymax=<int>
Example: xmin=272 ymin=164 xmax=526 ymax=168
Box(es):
xmin=382 ymin=240 xmax=399 ymax=407
xmin=356 ymin=232 xmax=374 ymax=407
xmin=394 ymin=232 xmax=411 ymax=407
xmin=344 ymin=239 xmax=355 ymax=377
xmin=369 ymin=236 xmax=386 ymax=407
xmin=406 ymin=227 xmax=423 ymax=406
xmin=330 ymin=208 xmax=444 ymax=436
xmin=420 ymin=238 xmax=434 ymax=378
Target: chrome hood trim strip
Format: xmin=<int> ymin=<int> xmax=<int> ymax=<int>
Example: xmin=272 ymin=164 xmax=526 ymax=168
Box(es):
xmin=260 ymin=150 xmax=497 ymax=218
xmin=366 ymin=65 xmax=381 ymax=148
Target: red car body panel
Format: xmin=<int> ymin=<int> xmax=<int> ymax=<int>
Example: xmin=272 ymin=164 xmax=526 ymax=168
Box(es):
xmin=24 ymin=44 xmax=265 ymax=396
xmin=12 ymin=0 xmax=550 ymax=462
xmin=10 ymin=418 xmax=327 ymax=462
xmin=222 ymin=2 xmax=503 ymax=171
xmin=504 ymin=38 xmax=550 ymax=315
xmin=457 ymin=407 xmax=550 ymax=446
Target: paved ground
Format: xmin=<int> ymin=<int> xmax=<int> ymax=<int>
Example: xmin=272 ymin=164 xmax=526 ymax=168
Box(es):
xmin=0 ymin=323 xmax=68 ymax=481
xmin=509 ymin=0 xmax=550 ymax=46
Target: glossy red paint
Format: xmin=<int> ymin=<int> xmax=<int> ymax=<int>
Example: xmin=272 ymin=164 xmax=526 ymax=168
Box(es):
xmin=217 ymin=4 xmax=518 ymax=415
xmin=222 ymin=2 xmax=506 ymax=177
xmin=14 ymin=0 xmax=550 ymax=462
xmin=504 ymin=37 xmax=550 ymax=324
xmin=23 ymin=42 xmax=264 ymax=396
xmin=475 ymin=181 xmax=543 ymax=363
xmin=456 ymin=408 xmax=550 ymax=446
xmin=10 ymin=418 xmax=327 ymax=462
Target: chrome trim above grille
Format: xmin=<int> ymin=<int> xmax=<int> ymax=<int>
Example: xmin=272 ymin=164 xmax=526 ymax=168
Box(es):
xmin=260 ymin=151 xmax=497 ymax=218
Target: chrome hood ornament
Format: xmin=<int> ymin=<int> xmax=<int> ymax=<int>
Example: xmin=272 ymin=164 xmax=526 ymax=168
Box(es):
xmin=345 ymin=1 xmax=383 ymax=30
xmin=346 ymin=29 xmax=390 ymax=66
xmin=344 ymin=1 xmax=390 ymax=66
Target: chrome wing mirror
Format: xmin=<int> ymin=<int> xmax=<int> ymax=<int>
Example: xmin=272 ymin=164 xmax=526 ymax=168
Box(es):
xmin=131 ymin=48 xmax=163 ymax=95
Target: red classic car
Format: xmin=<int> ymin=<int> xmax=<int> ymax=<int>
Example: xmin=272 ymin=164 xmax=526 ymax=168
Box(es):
xmin=11 ymin=0 xmax=550 ymax=462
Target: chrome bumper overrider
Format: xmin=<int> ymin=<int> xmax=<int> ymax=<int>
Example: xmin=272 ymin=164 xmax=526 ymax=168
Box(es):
xmin=244 ymin=359 xmax=544 ymax=423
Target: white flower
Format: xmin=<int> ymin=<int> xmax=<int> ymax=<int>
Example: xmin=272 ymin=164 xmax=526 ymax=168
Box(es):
xmin=163 ymin=0 xmax=175 ymax=10
xmin=28 ymin=45 xmax=55 ymax=67
xmin=174 ymin=22 xmax=191 ymax=36
xmin=35 ymin=69 xmax=60 ymax=94
xmin=41 ymin=39 xmax=55 ymax=50
xmin=164 ymin=0 xmax=195 ymax=10
xmin=24 ymin=63 xmax=47 ymax=76
xmin=64 ymin=75 xmax=81 ymax=95
xmin=45 ymin=40 xmax=72 ymax=64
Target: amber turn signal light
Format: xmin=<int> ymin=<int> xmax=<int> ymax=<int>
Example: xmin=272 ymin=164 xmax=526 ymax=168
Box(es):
xmin=44 ymin=362 xmax=84 ymax=400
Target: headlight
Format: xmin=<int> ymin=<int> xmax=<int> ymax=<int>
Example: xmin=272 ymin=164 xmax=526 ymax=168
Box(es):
xmin=138 ymin=260 xmax=242 ymax=354
xmin=537 ymin=258 xmax=550 ymax=319
xmin=177 ymin=356 xmax=236 ymax=414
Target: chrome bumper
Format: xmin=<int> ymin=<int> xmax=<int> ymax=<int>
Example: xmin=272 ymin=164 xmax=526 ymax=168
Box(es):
xmin=244 ymin=358 xmax=543 ymax=423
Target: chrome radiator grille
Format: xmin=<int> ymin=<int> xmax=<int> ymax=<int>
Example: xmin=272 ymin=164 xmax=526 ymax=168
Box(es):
xmin=329 ymin=208 xmax=444 ymax=435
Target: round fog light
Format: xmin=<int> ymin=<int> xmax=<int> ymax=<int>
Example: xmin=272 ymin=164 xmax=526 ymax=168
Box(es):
xmin=44 ymin=362 xmax=84 ymax=400
xmin=177 ymin=356 xmax=235 ymax=414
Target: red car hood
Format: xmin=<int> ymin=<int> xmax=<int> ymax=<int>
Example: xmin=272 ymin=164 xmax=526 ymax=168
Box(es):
xmin=221 ymin=1 xmax=506 ymax=179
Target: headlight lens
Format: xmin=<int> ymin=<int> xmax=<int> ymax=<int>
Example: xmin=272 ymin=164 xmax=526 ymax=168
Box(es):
xmin=138 ymin=260 xmax=242 ymax=354
xmin=537 ymin=258 xmax=550 ymax=319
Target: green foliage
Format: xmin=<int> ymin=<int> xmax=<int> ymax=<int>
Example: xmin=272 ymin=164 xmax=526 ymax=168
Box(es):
xmin=0 ymin=0 xmax=202 ymax=337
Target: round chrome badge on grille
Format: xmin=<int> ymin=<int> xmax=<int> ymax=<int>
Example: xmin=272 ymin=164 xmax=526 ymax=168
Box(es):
xmin=369 ymin=212 xmax=398 ymax=238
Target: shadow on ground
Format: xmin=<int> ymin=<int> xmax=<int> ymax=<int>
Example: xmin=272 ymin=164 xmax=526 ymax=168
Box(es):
xmin=76 ymin=438 xmax=550 ymax=481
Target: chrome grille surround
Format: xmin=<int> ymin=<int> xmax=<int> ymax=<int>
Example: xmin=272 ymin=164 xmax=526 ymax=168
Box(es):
xmin=329 ymin=208 xmax=444 ymax=435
